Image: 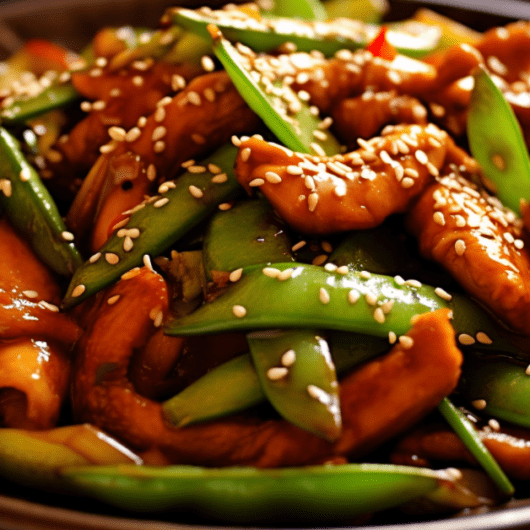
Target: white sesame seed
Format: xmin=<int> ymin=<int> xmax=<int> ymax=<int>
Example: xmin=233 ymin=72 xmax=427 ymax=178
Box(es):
xmin=488 ymin=418 xmax=501 ymax=431
xmin=281 ymin=349 xmax=296 ymax=367
xmin=264 ymin=171 xmax=282 ymax=184
xmin=249 ymin=178 xmax=265 ymax=187
xmin=107 ymin=294 xmax=120 ymax=305
xmin=105 ymin=253 xmax=120 ymax=265
xmin=365 ymin=292 xmax=378 ymax=306
xmin=399 ymin=335 xmax=414 ymax=349
xmin=277 ymin=268 xmax=294 ymax=281
xmin=373 ymin=307 xmax=385 ymax=323
xmin=123 ymin=236 xmax=134 ymax=252
xmin=435 ymin=287 xmax=452 ymax=301
xmin=394 ymin=275 xmax=405 ymax=286
xmin=433 ymin=212 xmax=445 ymax=226
xmin=231 ymin=135 xmax=241 ymax=147
xmin=458 ymin=333 xmax=476 ymax=346
xmin=0 ymin=179 xmax=12 ymax=197
xmin=153 ymin=140 xmax=166 ymax=153
xmin=154 ymin=197 xmax=169 ymax=208
xmin=267 ymin=366 xmax=288 ymax=380
xmin=336 ymin=265 xmax=349 ymax=275
xmin=108 ymin=126 xmax=126 ymax=142
xmin=153 ymin=310 xmax=164 ymax=328
xmin=286 ymin=165 xmax=303 ymax=175
xmin=38 ymin=300 xmax=60 ymax=312
xmin=218 ymin=202 xmax=232 ymax=210
xmin=307 ymin=384 xmax=331 ymax=403
xmin=187 ymin=91 xmax=201 ymax=106
xmin=151 ymin=126 xmax=167 ymax=142
xmin=125 ymin=127 xmax=141 ymax=142
xmin=229 ymin=268 xmax=243 ymax=282
xmin=71 ymin=284 xmax=86 ymax=298
xmin=324 ymin=263 xmax=337 ymax=272
xmin=19 ymin=167 xmax=32 ymax=181
xmin=291 ymin=240 xmax=306 ymax=252
xmin=405 ymin=279 xmax=422 ymax=288
xmin=308 ymin=192 xmax=319 ymax=212
xmin=61 ymin=231 xmax=75 ymax=241
xmin=472 ymin=399 xmax=487 ymax=410
xmin=212 ymin=173 xmax=228 ymax=184
xmin=476 ymin=332 xmax=493 ymax=345
xmin=347 ymin=289 xmax=360 ymax=304
xmin=233 ymin=305 xmax=247 ymax=318
xmin=415 ymin=150 xmax=429 ymax=165
xmin=201 ymin=55 xmax=215 ymax=72
xmin=22 ymin=290 xmax=38 ymax=299
xmin=388 ymin=331 xmax=397 ymax=344
xmin=319 ymin=287 xmax=330 ymax=304
xmin=455 ymin=239 xmax=466 ymax=256
xmin=312 ymin=254 xmax=328 ymax=266
xmin=401 ymin=177 xmax=415 ymax=189
xmin=171 ymin=74 xmax=186 ymax=91
xmin=262 ymin=267 xmax=281 ymax=278
xmin=89 ymin=252 xmax=102 ymax=264
xmin=142 ymin=254 xmax=154 ymax=272
xmin=360 ymin=271 xmax=371 ymax=279
xmin=188 ymin=185 xmax=204 ymax=199
xmin=240 ymin=147 xmax=252 ymax=162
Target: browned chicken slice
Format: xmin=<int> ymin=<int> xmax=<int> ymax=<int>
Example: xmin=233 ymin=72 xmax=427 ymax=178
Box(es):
xmin=406 ymin=172 xmax=530 ymax=335
xmin=392 ymin=422 xmax=530 ymax=480
xmin=72 ymin=266 xmax=461 ymax=467
xmin=235 ymin=123 xmax=471 ymax=235
xmin=66 ymin=70 xmax=260 ymax=250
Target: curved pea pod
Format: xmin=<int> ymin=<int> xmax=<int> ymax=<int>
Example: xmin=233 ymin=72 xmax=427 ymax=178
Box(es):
xmin=467 ymin=66 xmax=530 ymax=214
xmin=165 ymin=262 xmax=521 ymax=355
xmin=171 ymin=7 xmax=440 ymax=58
xmin=202 ymin=199 xmax=293 ymax=278
xmin=437 ymin=397 xmax=514 ymax=497
xmin=0 ymin=128 xmax=82 ymax=276
xmin=162 ymin=353 xmax=264 ymax=426
xmin=211 ymin=28 xmax=342 ymax=156
xmin=248 ymin=329 xmax=341 ymax=441
xmin=60 ymin=463 xmax=451 ymax=523
xmin=62 ymin=143 xmax=241 ymax=309
xmin=460 ymin=355 xmax=530 ymax=430
xmin=0 ymin=425 xmax=141 ymax=493
xmin=162 ymin=331 xmax=388 ymax=428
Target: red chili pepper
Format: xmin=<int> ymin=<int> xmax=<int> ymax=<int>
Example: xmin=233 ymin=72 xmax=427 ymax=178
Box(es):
xmin=23 ymin=39 xmax=80 ymax=72
xmin=367 ymin=27 xmax=397 ymax=61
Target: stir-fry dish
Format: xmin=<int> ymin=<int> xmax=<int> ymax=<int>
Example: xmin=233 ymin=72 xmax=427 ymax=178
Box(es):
xmin=2 ymin=0 xmax=530 ymax=524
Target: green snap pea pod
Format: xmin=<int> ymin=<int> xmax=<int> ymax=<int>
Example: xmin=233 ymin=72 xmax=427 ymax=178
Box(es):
xmin=171 ymin=7 xmax=440 ymax=58
xmin=211 ymin=28 xmax=341 ymax=156
xmin=0 ymin=127 xmax=82 ymax=276
xmin=62 ymin=143 xmax=241 ymax=309
xmin=165 ymin=262 xmax=521 ymax=356
xmin=202 ymin=199 xmax=293 ymax=279
xmin=437 ymin=397 xmax=514 ymax=497
xmin=1 ymin=83 xmax=79 ymax=125
xmin=467 ymin=66 xmax=530 ymax=214
xmin=460 ymin=355 xmax=530 ymax=430
xmin=60 ymin=463 xmax=450 ymax=523
xmin=265 ymin=0 xmax=327 ymax=21
xmin=247 ymin=329 xmax=341 ymax=441
xmin=162 ymin=331 xmax=388 ymax=427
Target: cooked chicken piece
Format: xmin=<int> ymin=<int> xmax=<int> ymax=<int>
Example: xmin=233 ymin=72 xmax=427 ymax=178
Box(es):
xmin=235 ymin=123 xmax=471 ymax=235
xmin=406 ymin=171 xmax=530 ymax=335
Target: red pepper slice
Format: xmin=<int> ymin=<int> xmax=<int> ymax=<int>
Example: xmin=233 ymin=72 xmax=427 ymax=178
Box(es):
xmin=367 ymin=27 xmax=397 ymax=61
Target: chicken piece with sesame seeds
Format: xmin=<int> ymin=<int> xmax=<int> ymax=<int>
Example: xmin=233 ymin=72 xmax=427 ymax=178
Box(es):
xmin=66 ymin=70 xmax=260 ymax=251
xmin=235 ymin=123 xmax=470 ymax=235
xmin=406 ymin=172 xmax=530 ymax=335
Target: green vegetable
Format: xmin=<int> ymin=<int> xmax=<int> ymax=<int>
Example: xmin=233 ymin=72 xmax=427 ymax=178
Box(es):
xmin=61 ymin=463 xmax=450 ymax=523
xmin=266 ymin=0 xmax=328 ymax=21
xmin=202 ymin=199 xmax=293 ymax=278
xmin=211 ymin=29 xmax=342 ymax=156
xmin=62 ymin=143 xmax=241 ymax=308
xmin=172 ymin=7 xmax=440 ymax=58
xmin=467 ymin=66 xmax=530 ymax=214
xmin=248 ymin=329 xmax=341 ymax=441
xmin=324 ymin=0 xmax=389 ymax=22
xmin=437 ymin=397 xmax=514 ymax=497
xmin=460 ymin=355 xmax=530 ymax=430
xmin=0 ymin=127 xmax=82 ymax=276
xmin=165 ymin=262 xmax=520 ymax=355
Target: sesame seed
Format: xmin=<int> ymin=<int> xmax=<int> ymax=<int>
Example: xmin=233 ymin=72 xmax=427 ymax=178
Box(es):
xmin=188 ymin=165 xmax=206 ymax=174
xmin=262 ymin=267 xmax=281 ymax=278
xmin=38 ymin=300 xmax=59 ymax=312
xmin=182 ymin=159 xmax=195 ymax=168
xmin=233 ymin=305 xmax=247 ymax=318
xmin=143 ymin=254 xmax=154 ymax=272
xmin=201 ymin=55 xmax=215 ymax=72
xmin=312 ymin=254 xmax=328 ymax=266
xmin=286 ymin=165 xmax=303 ymax=175
xmin=472 ymin=399 xmax=487 ymax=410
xmin=388 ymin=331 xmax=397 ymax=344
xmin=365 ymin=292 xmax=378 ymax=305
xmin=231 ymin=135 xmax=242 ymax=147
xmin=455 ymin=239 xmax=466 ymax=256
xmin=310 ymin=142 xmax=326 ymax=156
xmin=373 ymin=307 xmax=385 ymax=323
xmin=265 ymin=171 xmax=282 ymax=184
xmin=401 ymin=177 xmax=415 ymax=189
xmin=105 ymin=253 xmax=120 ymax=265
xmin=515 ymin=239 xmax=525 ymax=250
xmin=319 ymin=287 xmax=330 ymax=304
xmin=153 ymin=197 xmax=169 ymax=208
xmin=381 ymin=300 xmax=394 ymax=314
xmin=324 ymin=263 xmax=337 ymax=272
xmin=71 ymin=284 xmax=86 ymax=298
xmin=171 ymin=74 xmax=186 ymax=91
xmin=360 ymin=271 xmax=371 ymax=279
xmin=394 ymin=275 xmax=405 ymax=286
xmin=488 ymin=419 xmax=501 ymax=431
xmin=203 ymin=88 xmax=216 ymax=102
xmin=229 ymin=268 xmax=243 ymax=282
xmin=476 ymin=331 xmax=492 ymax=345
xmin=307 ymin=384 xmax=331 ymax=403
xmin=19 ymin=167 xmax=31 ymax=182
xmin=152 ymin=126 xmax=167 ymax=142
xmin=123 ymin=236 xmax=134 ymax=252
xmin=153 ymin=310 xmax=164 ymax=328
xmin=121 ymin=267 xmax=141 ymax=280
xmin=99 ymin=143 xmax=117 ymax=154
xmin=491 ymin=154 xmax=505 ymax=171
xmin=188 ymin=185 xmax=203 ymax=199
xmin=212 ymin=173 xmax=228 ymax=183
xmin=249 ymin=178 xmax=265 ymax=187
xmin=61 ymin=231 xmax=75 ymax=241
xmin=125 ymin=127 xmax=141 ymax=142
xmin=308 ymin=192 xmax=319 ymax=212
xmin=22 ymin=290 xmax=38 ymax=299
xmin=153 ymin=140 xmax=166 ymax=153
xmin=433 ymin=212 xmax=445 ymax=226
xmin=89 ymin=252 xmax=102 ymax=264
xmin=277 ymin=268 xmax=294 ymax=281
xmin=218 ymin=202 xmax=232 ymax=210
xmin=291 ymin=240 xmax=306 ymax=252
xmin=455 ymin=215 xmax=466 ymax=228
xmin=458 ymin=333 xmax=476 ymax=346
xmin=435 ymin=287 xmax=452 ymax=301
xmin=404 ymin=167 xmax=419 ymax=178
xmin=415 ymin=150 xmax=429 ymax=165
xmin=281 ymin=349 xmax=296 ymax=367
xmin=399 ymin=335 xmax=414 ymax=349
xmin=187 ymin=91 xmax=201 ymax=106
xmin=321 ymin=241 xmax=333 ymax=253
xmin=108 ymin=126 xmax=126 ymax=142
xmin=405 ymin=279 xmax=422 ymax=288
xmin=240 ymin=147 xmax=252 ymax=162
xmin=107 ymin=294 xmax=120 ymax=305
xmin=357 ymin=138 xmax=374 ymax=152
xmin=336 ymin=265 xmax=349 ymax=275
xmin=347 ymin=289 xmax=360 ymax=304
xmin=267 ymin=366 xmax=288 ymax=380
xmin=0 ymin=179 xmax=12 ymax=197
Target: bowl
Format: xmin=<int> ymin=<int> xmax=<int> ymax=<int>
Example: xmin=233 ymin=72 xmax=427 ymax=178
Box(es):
xmin=0 ymin=0 xmax=528 ymax=529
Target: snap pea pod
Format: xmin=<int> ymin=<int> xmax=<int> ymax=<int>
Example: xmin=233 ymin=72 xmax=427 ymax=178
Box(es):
xmin=202 ymin=199 xmax=293 ymax=279
xmin=162 ymin=332 xmax=388 ymax=427
xmin=467 ymin=66 xmax=530 ymax=214
xmin=62 ymin=143 xmax=241 ymax=308
xmin=60 ymin=463 xmax=450 ymax=523
xmin=460 ymin=355 xmax=530 ymax=430
xmin=0 ymin=127 xmax=82 ymax=276
xmin=265 ymin=0 xmax=327 ymax=21
xmin=165 ymin=262 xmax=520 ymax=355
xmin=211 ymin=28 xmax=342 ymax=156
xmin=437 ymin=397 xmax=514 ymax=497
xmin=171 ymin=7 xmax=440 ymax=58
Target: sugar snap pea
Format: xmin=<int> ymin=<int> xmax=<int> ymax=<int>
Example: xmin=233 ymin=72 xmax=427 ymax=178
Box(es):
xmin=467 ymin=66 xmax=530 ymax=214
xmin=62 ymin=143 xmax=241 ymax=308
xmin=211 ymin=28 xmax=342 ymax=156
xmin=0 ymin=127 xmax=82 ymax=276
xmin=437 ymin=397 xmax=514 ymax=497
xmin=165 ymin=262 xmax=520 ymax=355
xmin=60 ymin=463 xmax=450 ymax=523
xmin=171 ymin=7 xmax=440 ymax=58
